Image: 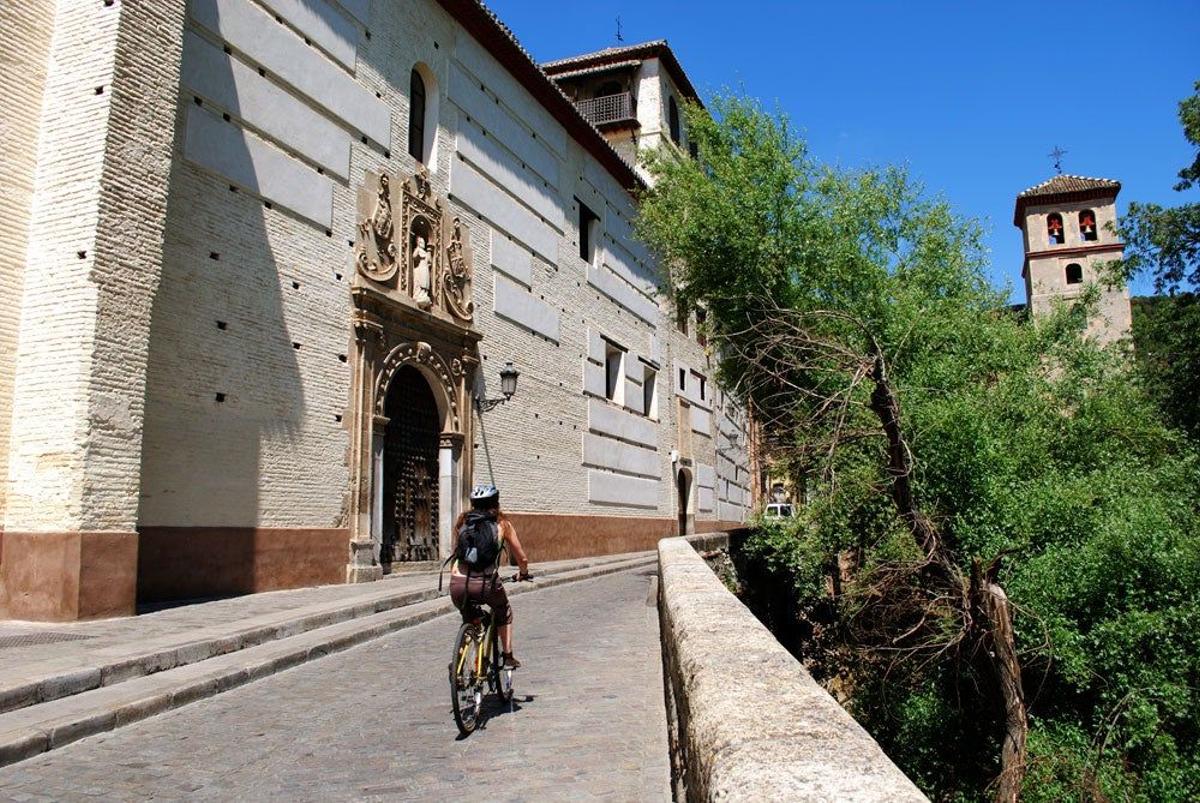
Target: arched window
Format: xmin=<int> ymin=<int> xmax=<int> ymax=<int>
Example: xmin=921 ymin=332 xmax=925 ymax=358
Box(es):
xmin=1047 ymin=212 xmax=1065 ymax=245
xmin=668 ymin=96 xmax=681 ymax=145
xmin=1065 ymin=263 xmax=1083 ymax=285
xmin=1078 ymin=209 xmax=1098 ymax=242
xmin=408 ymin=68 xmax=427 ymax=162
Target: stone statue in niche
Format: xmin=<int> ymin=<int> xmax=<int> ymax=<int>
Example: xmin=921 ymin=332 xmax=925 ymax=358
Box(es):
xmin=399 ymin=168 xmax=443 ymax=308
xmin=411 ymin=230 xmax=433 ymax=310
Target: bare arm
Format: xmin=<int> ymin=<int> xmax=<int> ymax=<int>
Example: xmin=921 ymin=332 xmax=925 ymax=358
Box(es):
xmin=504 ymin=522 xmax=529 ymax=575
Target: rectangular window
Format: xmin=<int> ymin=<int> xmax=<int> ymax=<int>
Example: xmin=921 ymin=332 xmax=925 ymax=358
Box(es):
xmin=692 ymin=370 xmax=707 ymax=403
xmin=643 ymin=365 xmax=658 ymax=419
xmin=678 ymin=367 xmax=686 ymax=391
xmin=695 ymin=307 xmax=708 ymax=347
xmin=675 ymin=299 xmax=688 ymax=335
xmin=605 ymin=340 xmax=625 ymax=404
xmin=578 ymin=199 xmax=599 ymax=264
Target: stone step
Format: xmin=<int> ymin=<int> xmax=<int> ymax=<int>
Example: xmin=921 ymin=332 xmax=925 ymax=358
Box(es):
xmin=0 ymin=553 xmax=657 ymax=769
xmin=0 ymin=551 xmax=651 ymax=720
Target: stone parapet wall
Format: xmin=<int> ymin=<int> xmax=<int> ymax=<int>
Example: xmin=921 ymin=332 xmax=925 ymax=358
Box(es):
xmin=657 ymin=536 xmax=927 ymax=801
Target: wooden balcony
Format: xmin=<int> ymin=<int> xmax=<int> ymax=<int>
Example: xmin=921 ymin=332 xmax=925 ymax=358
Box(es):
xmin=574 ymin=92 xmax=636 ymax=126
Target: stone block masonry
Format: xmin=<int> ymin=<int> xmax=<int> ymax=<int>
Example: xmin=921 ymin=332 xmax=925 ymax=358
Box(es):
xmin=1 ymin=1 xmax=187 ymax=620
xmin=0 ymin=0 xmax=753 ymax=617
xmin=657 ymin=537 xmax=927 ymax=801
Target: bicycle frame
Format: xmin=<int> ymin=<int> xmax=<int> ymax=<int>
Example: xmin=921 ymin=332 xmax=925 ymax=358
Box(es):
xmin=454 ymin=609 xmax=496 ymax=679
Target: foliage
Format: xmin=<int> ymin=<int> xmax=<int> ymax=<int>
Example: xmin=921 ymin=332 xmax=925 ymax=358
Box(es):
xmin=639 ymin=94 xmax=1200 ymax=801
xmin=1119 ymin=81 xmax=1200 ymax=443
xmin=1119 ymin=80 xmax=1200 ymax=294
xmin=1131 ymin=292 xmax=1200 ymax=438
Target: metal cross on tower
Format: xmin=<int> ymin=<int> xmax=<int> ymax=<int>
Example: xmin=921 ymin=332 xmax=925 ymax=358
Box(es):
xmin=1048 ymin=145 xmax=1068 ymax=175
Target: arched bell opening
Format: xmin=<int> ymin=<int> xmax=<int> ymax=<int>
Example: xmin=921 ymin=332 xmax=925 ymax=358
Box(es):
xmin=1079 ymin=209 xmax=1098 ymax=242
xmin=1047 ymin=212 xmax=1065 ymax=245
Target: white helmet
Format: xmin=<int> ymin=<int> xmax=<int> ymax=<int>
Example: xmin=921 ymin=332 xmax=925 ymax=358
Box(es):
xmin=470 ymin=484 xmax=499 ymax=509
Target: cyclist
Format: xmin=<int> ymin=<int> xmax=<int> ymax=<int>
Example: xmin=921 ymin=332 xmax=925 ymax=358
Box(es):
xmin=449 ymin=484 xmax=529 ymax=668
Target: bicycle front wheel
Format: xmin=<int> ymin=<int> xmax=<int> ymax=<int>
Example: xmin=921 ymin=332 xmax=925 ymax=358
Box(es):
xmin=450 ymin=622 xmax=482 ymax=736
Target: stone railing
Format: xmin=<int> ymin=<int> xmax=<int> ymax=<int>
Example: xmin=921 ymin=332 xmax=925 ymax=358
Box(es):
xmin=657 ymin=536 xmax=928 ymax=801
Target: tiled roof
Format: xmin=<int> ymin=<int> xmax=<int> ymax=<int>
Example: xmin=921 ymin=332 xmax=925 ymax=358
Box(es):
xmin=1013 ymin=174 xmax=1121 ymax=226
xmin=544 ymin=59 xmax=642 ymax=82
xmin=542 ymin=41 xmax=668 ymax=70
xmin=1017 ymin=174 xmax=1121 ymax=198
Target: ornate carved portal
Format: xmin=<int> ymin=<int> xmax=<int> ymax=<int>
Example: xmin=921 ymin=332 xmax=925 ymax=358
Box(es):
xmin=346 ymin=169 xmax=482 ymax=583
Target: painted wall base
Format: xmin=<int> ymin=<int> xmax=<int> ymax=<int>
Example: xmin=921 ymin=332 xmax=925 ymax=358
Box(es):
xmin=0 ymin=518 xmax=747 ymax=619
xmin=1 ymin=531 xmax=138 ymax=621
xmin=136 ymin=527 xmax=348 ymax=603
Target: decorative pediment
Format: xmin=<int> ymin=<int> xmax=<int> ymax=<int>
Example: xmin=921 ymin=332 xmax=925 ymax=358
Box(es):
xmin=354 ymin=168 xmax=475 ymax=328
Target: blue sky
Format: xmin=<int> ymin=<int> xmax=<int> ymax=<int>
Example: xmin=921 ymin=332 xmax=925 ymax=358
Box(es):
xmin=489 ymin=0 xmax=1200 ymax=300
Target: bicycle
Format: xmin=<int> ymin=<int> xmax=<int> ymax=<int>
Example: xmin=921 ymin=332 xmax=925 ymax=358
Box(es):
xmin=448 ymin=572 xmax=532 ymax=736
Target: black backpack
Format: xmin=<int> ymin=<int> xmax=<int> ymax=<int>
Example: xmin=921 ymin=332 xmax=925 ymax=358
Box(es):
xmin=455 ymin=511 xmax=501 ymax=571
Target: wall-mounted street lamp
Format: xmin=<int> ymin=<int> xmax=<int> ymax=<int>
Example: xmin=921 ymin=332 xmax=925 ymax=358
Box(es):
xmin=476 ymin=361 xmax=520 ymax=413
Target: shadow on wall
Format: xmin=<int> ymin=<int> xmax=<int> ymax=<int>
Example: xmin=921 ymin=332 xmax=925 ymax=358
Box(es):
xmin=136 ymin=2 xmax=318 ymax=602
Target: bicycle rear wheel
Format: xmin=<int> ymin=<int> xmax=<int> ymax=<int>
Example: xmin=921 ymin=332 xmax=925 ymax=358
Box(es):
xmin=450 ymin=622 xmax=482 ymax=736
xmin=490 ymin=627 xmax=514 ymax=704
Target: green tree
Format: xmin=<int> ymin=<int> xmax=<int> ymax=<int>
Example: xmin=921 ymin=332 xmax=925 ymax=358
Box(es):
xmin=1120 ymin=81 xmax=1200 ymax=438
xmin=1131 ymin=294 xmax=1200 ymax=438
xmin=1120 ymin=80 xmax=1200 ymax=294
xmin=639 ymin=95 xmax=1200 ymax=802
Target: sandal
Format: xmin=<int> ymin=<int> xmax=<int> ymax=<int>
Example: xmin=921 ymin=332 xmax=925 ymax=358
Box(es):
xmin=502 ymin=652 xmax=522 ymax=669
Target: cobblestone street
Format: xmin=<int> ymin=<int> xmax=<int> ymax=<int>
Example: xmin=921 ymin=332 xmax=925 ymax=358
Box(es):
xmin=0 ymin=569 xmax=670 ymax=802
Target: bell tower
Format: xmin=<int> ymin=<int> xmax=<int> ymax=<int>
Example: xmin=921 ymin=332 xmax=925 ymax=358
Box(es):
xmin=1014 ymin=174 xmax=1132 ymax=343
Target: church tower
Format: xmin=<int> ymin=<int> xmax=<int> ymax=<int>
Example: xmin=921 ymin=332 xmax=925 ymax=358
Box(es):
xmin=1014 ymin=174 xmax=1132 ymax=343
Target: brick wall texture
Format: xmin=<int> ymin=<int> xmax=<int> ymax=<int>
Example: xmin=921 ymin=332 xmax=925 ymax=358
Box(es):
xmin=3 ymin=0 xmax=749 ymax=572
xmin=4 ymin=0 xmax=186 ymax=533
xmin=0 ymin=0 xmax=57 ymax=524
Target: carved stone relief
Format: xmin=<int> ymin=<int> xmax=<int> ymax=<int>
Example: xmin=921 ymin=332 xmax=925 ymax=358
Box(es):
xmin=354 ymin=168 xmax=475 ymax=327
xmin=442 ymin=216 xmax=475 ymax=321
xmin=374 ymin=340 xmax=460 ymax=433
xmin=355 ymin=173 xmax=399 ymax=283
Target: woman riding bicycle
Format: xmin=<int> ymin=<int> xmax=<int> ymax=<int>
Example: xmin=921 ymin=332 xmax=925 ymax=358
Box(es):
xmin=449 ymin=485 xmax=529 ymax=668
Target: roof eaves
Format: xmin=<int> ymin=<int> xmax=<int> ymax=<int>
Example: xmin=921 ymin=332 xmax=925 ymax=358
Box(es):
xmin=541 ymin=40 xmax=703 ymax=106
xmin=1012 ymin=175 xmax=1121 ymax=227
xmin=435 ymin=0 xmax=645 ymax=195
xmin=545 ymin=59 xmax=642 ymax=81
xmin=1017 ymin=174 xmax=1121 ymax=198
xmin=541 ymin=40 xmax=668 ymax=69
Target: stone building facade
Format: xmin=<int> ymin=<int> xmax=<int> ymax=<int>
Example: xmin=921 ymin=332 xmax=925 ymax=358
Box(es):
xmin=0 ymin=0 xmax=750 ymax=620
xmin=1014 ymin=174 xmax=1132 ymax=343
